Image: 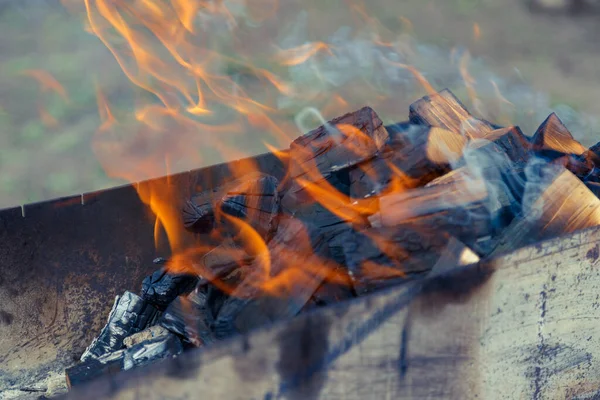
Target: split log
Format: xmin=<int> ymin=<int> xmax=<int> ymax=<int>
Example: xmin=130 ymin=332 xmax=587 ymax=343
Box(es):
xmin=339 ymin=226 xmax=452 ymax=295
xmin=531 ymin=112 xmax=586 ymax=156
xmin=490 ymin=167 xmax=600 ymax=256
xmin=212 ymin=219 xmax=330 ymax=338
xmin=289 ymin=106 xmax=389 ymax=181
xmin=409 ymin=89 xmax=495 ymax=138
xmin=461 ymin=126 xmax=531 ymax=165
xmin=123 ymin=325 xmax=170 ymax=348
xmin=183 ymin=173 xmax=280 ymax=240
xmin=80 ymin=292 xmax=160 ymax=362
xmin=349 ymin=125 xmax=467 ymax=199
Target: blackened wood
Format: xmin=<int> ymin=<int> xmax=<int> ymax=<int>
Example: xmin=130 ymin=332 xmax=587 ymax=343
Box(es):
xmin=66 ymin=351 xmax=125 ymax=389
xmin=212 ymin=219 xmax=329 ymax=338
xmin=141 ymin=267 xmax=199 ymax=310
xmin=80 ymin=292 xmax=159 ymax=362
xmin=531 ymin=112 xmax=586 ymax=156
xmin=197 ymin=238 xmax=254 ymax=281
xmin=490 ymin=167 xmax=600 ymax=256
xmin=289 ymin=106 xmax=389 ymax=180
xmin=123 ymin=325 xmax=170 ymax=348
xmin=122 ymin=332 xmax=183 ymax=371
xmin=183 ymin=173 xmax=280 ymax=240
xmin=349 ymin=125 xmax=466 ymax=199
xmin=409 ymin=89 xmax=495 ymax=138
xmin=158 ymin=287 xmax=215 ymax=347
xmin=340 ymin=226 xmax=450 ymax=295
xmin=309 ymin=266 xmax=356 ymax=306
xmin=552 ymin=152 xmax=595 ymax=179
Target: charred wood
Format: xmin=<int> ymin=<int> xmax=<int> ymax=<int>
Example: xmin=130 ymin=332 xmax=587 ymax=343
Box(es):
xmin=66 ymin=351 xmax=125 ymax=389
xmin=123 ymin=325 xmax=170 ymax=348
xmin=289 ymin=106 xmax=389 ymax=181
xmin=141 ymin=267 xmax=199 ymax=310
xmin=212 ymin=219 xmax=329 ymax=338
xmin=80 ymin=292 xmax=159 ymax=362
xmin=122 ymin=332 xmax=183 ymax=370
xmin=159 ymin=286 xmax=215 ymax=347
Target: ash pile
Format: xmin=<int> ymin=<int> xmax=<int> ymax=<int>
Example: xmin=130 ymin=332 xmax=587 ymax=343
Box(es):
xmin=66 ymin=89 xmax=600 ymax=389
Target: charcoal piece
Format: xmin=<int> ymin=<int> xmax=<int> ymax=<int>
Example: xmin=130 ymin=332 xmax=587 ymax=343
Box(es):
xmin=349 ymin=125 xmax=467 ymax=199
xmin=409 ymin=89 xmax=495 ymax=139
xmin=141 ymin=267 xmax=199 ymax=309
xmin=531 ymin=113 xmax=585 ymax=156
xmin=153 ymin=257 xmax=168 ymax=265
xmin=123 ymin=325 xmax=170 ymax=348
xmin=66 ymin=350 xmax=125 ymax=389
xmin=309 ymin=266 xmax=355 ymax=306
xmin=340 ymin=226 xmax=450 ymax=295
xmin=289 ymin=106 xmax=389 ymax=181
xmin=184 ymin=173 xmax=280 ymax=240
xmin=159 ymin=287 xmax=215 ymax=347
xmin=198 ymin=238 xmax=254 ymax=281
xmin=123 ymin=332 xmax=183 ymax=370
xmin=80 ymin=292 xmax=159 ymax=362
xmin=213 ymin=219 xmax=329 ymax=338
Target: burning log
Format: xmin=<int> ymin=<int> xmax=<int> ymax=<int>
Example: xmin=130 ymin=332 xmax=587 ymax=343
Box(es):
xmin=463 ymin=126 xmax=531 ymax=165
xmin=141 ymin=267 xmax=199 ymax=310
xmin=158 ymin=286 xmax=215 ymax=347
xmin=212 ymin=219 xmax=330 ymax=338
xmin=80 ymin=292 xmax=160 ymax=362
xmin=183 ymin=173 xmax=280 ymax=240
xmin=408 ymin=88 xmax=495 ymax=138
xmin=339 ymin=226 xmax=451 ymax=295
xmin=289 ymin=106 xmax=389 ymax=181
xmin=349 ymin=125 xmax=466 ymax=199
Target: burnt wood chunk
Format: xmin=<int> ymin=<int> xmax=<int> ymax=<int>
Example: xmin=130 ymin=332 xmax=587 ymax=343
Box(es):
xmin=212 ymin=219 xmax=329 ymax=338
xmin=66 ymin=351 xmax=125 ymax=389
xmin=123 ymin=325 xmax=170 ymax=348
xmin=80 ymin=292 xmax=159 ymax=362
xmin=340 ymin=226 xmax=450 ymax=295
xmin=141 ymin=267 xmax=199 ymax=309
xmin=183 ymin=173 xmax=280 ymax=240
xmin=349 ymin=125 xmax=467 ymax=199
xmin=122 ymin=332 xmax=183 ymax=370
xmin=490 ymin=167 xmax=600 ymax=256
xmin=409 ymin=89 xmax=494 ymax=138
xmin=289 ymin=106 xmax=388 ymax=180
xmin=531 ymin=113 xmax=586 ymax=156
xmin=159 ymin=287 xmax=215 ymax=347
xmin=198 ymin=238 xmax=254 ymax=281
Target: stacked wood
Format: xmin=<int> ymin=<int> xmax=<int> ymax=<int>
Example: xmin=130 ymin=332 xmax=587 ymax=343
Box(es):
xmin=67 ymin=88 xmax=600 ymax=391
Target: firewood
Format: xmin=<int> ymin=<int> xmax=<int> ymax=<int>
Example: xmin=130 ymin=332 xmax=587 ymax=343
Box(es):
xmin=490 ymin=167 xmax=600 ymax=256
xmin=409 ymin=89 xmax=495 ymax=139
xmin=66 ymin=351 xmax=125 ymax=389
xmin=349 ymin=125 xmax=467 ymax=199
xmin=339 ymin=226 xmax=450 ymax=295
xmin=123 ymin=325 xmax=170 ymax=348
xmin=463 ymin=126 xmax=531 ymax=165
xmin=80 ymin=292 xmax=160 ymax=362
xmin=531 ymin=112 xmax=586 ymax=156
xmin=159 ymin=286 xmax=215 ymax=347
xmin=212 ymin=219 xmax=330 ymax=338
xmin=141 ymin=267 xmax=199 ymax=310
xmin=183 ymin=173 xmax=280 ymax=240
xmin=289 ymin=106 xmax=389 ymax=181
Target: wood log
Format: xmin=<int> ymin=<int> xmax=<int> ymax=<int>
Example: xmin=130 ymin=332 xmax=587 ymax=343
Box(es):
xmin=70 ymin=224 xmax=600 ymax=400
xmin=462 ymin=126 xmax=531 ymax=165
xmin=65 ymin=351 xmax=125 ymax=389
xmin=182 ymin=173 xmax=280 ymax=240
xmin=289 ymin=106 xmax=389 ymax=181
xmin=141 ymin=267 xmax=199 ymax=310
xmin=409 ymin=89 xmax=495 ymax=139
xmin=349 ymin=125 xmax=467 ymax=199
xmin=490 ymin=167 xmax=600 ymax=257
xmin=212 ymin=219 xmax=330 ymax=338
xmin=531 ymin=112 xmax=586 ymax=156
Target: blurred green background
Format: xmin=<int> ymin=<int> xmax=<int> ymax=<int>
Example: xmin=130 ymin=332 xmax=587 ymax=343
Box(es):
xmin=1 ymin=0 xmax=600 ymax=209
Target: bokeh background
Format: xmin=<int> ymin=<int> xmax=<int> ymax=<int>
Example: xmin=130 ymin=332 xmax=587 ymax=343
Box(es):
xmin=1 ymin=0 xmax=600 ymax=209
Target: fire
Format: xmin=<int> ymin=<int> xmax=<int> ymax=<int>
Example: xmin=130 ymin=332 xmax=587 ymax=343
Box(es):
xmin=59 ymin=0 xmax=599 ymax=304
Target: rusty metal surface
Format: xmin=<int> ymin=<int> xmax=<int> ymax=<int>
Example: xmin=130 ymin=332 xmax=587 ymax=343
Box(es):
xmin=0 ymin=151 xmax=286 ymax=391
